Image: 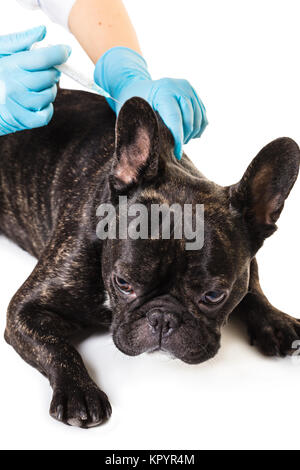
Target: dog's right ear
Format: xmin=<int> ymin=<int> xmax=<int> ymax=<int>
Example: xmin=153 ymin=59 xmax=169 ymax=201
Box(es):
xmin=110 ymin=97 xmax=161 ymax=193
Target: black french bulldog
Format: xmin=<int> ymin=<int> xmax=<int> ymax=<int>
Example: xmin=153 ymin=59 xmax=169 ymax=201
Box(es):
xmin=0 ymin=89 xmax=299 ymax=428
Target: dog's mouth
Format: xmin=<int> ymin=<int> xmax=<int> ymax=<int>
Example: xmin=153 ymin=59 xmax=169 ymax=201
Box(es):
xmin=145 ymin=344 xmax=219 ymax=365
xmin=112 ymin=314 xmax=221 ymax=365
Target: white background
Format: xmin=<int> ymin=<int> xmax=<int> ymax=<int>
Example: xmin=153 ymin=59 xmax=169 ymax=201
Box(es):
xmin=0 ymin=0 xmax=300 ymax=451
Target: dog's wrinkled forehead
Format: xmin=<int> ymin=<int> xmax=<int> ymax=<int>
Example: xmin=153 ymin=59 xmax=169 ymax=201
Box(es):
xmin=112 ymin=206 xmax=242 ymax=290
xmin=114 ymin=237 xmax=181 ymax=284
xmin=111 ymin=171 xmax=248 ymax=281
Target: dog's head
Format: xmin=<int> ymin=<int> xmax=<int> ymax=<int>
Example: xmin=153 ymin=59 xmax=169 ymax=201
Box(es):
xmin=99 ymin=97 xmax=300 ymax=364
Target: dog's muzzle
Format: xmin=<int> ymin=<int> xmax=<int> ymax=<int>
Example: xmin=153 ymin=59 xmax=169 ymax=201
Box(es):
xmin=147 ymin=309 xmax=181 ymax=338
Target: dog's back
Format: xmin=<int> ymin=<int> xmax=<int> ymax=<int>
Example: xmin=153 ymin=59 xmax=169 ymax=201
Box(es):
xmin=0 ymin=89 xmax=116 ymax=257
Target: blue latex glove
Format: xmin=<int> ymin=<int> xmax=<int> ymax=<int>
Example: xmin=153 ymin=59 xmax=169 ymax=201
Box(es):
xmin=94 ymin=46 xmax=208 ymax=160
xmin=0 ymin=26 xmax=71 ymax=136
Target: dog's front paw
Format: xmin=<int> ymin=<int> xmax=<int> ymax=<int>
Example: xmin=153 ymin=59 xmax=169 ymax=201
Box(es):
xmin=50 ymin=380 xmax=112 ymax=428
xmin=249 ymin=311 xmax=300 ymax=357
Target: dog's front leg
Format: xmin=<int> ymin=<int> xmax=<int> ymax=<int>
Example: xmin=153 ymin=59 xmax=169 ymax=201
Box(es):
xmin=234 ymin=258 xmax=300 ymax=357
xmin=4 ymin=256 xmax=112 ymax=428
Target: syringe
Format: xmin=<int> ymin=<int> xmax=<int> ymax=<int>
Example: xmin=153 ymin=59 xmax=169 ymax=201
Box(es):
xmin=55 ymin=61 xmax=119 ymax=103
xmin=31 ymin=42 xmax=119 ymax=103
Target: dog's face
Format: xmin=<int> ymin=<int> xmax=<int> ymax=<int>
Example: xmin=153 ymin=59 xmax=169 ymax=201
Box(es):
xmin=100 ymin=98 xmax=299 ymax=364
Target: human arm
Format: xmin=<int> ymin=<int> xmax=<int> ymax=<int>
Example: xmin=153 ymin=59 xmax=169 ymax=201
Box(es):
xmin=69 ymin=0 xmax=208 ymax=159
xmin=21 ymin=0 xmax=208 ymax=159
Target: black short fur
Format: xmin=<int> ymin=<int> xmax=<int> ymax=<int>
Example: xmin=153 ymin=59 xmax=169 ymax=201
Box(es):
xmin=1 ymin=89 xmax=299 ymax=428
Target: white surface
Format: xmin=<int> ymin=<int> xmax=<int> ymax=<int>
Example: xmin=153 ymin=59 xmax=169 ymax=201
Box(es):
xmin=0 ymin=0 xmax=300 ymax=451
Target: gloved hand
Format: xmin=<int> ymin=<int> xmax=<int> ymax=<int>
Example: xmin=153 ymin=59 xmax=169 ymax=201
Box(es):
xmin=94 ymin=47 xmax=208 ymax=160
xmin=0 ymin=26 xmax=71 ymax=136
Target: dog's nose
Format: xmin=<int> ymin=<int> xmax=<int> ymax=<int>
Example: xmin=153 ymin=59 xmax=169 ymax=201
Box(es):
xmin=147 ymin=310 xmax=180 ymax=337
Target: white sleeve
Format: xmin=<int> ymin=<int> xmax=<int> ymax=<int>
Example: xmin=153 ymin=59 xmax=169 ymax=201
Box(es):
xmin=39 ymin=0 xmax=77 ymax=30
xmin=17 ymin=0 xmax=77 ymax=30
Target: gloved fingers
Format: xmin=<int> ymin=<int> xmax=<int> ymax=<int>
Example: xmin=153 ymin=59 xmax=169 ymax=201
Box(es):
xmin=0 ymin=109 xmax=21 ymax=135
xmin=178 ymin=95 xmax=195 ymax=144
xmin=18 ymin=68 xmax=61 ymax=92
xmin=155 ymin=96 xmax=184 ymax=160
xmin=16 ymin=44 xmax=71 ymax=72
xmin=6 ymin=97 xmax=54 ymax=129
xmin=12 ymin=84 xmax=57 ymax=111
xmin=190 ymin=88 xmax=208 ymax=139
xmin=0 ymin=26 xmax=46 ymax=57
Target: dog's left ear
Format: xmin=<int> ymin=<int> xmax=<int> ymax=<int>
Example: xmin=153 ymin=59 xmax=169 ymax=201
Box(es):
xmin=111 ymin=97 xmax=161 ymax=192
xmin=230 ymin=137 xmax=300 ymax=250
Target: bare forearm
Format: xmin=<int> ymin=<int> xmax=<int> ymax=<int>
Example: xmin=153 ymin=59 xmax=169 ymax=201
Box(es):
xmin=68 ymin=0 xmax=142 ymax=63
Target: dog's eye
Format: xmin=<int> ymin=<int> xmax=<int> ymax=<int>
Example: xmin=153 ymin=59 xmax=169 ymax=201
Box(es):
xmin=114 ymin=275 xmax=135 ymax=296
xmin=201 ymin=291 xmax=226 ymax=306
